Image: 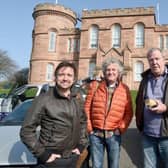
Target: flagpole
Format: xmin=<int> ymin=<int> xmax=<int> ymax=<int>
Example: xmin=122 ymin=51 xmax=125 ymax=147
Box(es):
xmin=157 ymin=2 xmax=160 ymax=24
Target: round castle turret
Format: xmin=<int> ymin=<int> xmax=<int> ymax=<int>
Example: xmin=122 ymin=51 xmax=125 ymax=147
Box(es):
xmin=29 ymin=3 xmax=77 ymax=84
xmin=33 ymin=3 xmax=77 ymax=29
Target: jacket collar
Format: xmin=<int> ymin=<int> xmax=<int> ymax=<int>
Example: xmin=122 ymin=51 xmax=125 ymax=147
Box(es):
xmin=141 ymin=65 xmax=168 ymax=78
xmin=100 ymin=80 xmax=121 ymax=89
xmin=53 ymin=85 xmax=75 ymax=99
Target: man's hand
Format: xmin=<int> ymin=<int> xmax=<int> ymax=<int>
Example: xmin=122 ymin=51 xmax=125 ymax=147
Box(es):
xmin=114 ymin=128 xmax=120 ymax=135
xmin=72 ymin=148 xmax=80 ymax=155
xmin=150 ymin=100 xmax=167 ymax=114
xmin=46 ymin=153 xmax=61 ymax=163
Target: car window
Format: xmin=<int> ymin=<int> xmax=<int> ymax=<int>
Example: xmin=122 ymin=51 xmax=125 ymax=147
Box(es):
xmin=0 ymin=100 xmax=33 ymax=126
xmin=24 ymin=87 xmax=38 ymax=98
xmin=40 ymin=84 xmax=50 ymax=94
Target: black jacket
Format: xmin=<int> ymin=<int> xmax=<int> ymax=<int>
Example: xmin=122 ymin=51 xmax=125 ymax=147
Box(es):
xmin=20 ymin=86 xmax=88 ymax=163
xmin=135 ymin=67 xmax=168 ymax=137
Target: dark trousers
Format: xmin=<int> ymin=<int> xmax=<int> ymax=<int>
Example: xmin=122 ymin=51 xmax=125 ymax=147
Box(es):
xmin=32 ymin=154 xmax=79 ymax=168
xmin=81 ymin=146 xmax=90 ymax=168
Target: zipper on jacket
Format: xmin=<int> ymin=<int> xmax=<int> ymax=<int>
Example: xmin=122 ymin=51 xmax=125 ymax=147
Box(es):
xmin=103 ymin=87 xmax=109 ymax=129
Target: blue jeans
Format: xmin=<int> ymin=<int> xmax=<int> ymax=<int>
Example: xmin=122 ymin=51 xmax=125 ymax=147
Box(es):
xmin=143 ymin=134 xmax=168 ymax=168
xmin=89 ymin=132 xmax=121 ymax=168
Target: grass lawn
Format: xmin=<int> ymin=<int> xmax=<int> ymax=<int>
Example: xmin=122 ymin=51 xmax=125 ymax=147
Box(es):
xmin=130 ymin=90 xmax=137 ymax=113
xmin=0 ymin=89 xmax=10 ymax=96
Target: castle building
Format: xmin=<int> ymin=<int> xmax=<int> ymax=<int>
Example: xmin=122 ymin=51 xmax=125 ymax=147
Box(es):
xmin=29 ymin=3 xmax=168 ymax=90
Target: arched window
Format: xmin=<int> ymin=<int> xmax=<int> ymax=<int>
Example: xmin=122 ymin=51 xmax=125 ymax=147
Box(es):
xmin=46 ymin=63 xmax=54 ymax=81
xmin=135 ymin=23 xmax=144 ymax=48
xmin=68 ymin=38 xmax=80 ymax=52
xmin=48 ymin=31 xmax=56 ymax=52
xmin=166 ymin=35 xmax=168 ymax=49
xmin=159 ymin=35 xmax=164 ymax=50
xmin=112 ymin=24 xmax=121 ymax=48
xmin=90 ymin=25 xmax=98 ymax=49
xmin=88 ymin=62 xmax=96 ymax=77
xmin=134 ymin=61 xmax=144 ymax=81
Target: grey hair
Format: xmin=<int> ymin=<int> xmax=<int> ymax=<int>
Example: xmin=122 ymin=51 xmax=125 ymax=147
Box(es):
xmin=102 ymin=57 xmax=124 ymax=76
xmin=147 ymin=48 xmax=163 ymax=58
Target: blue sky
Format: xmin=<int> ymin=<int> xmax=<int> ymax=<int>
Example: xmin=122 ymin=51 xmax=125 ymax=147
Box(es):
xmin=0 ymin=0 xmax=166 ymax=69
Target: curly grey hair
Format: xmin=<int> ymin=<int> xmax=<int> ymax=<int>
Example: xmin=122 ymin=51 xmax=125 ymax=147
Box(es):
xmin=102 ymin=57 xmax=124 ymax=78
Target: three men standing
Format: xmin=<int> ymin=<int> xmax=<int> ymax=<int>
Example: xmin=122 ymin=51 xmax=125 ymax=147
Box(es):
xmin=20 ymin=47 xmax=168 ymax=168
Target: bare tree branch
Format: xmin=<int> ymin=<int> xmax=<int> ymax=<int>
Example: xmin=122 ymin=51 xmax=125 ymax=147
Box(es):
xmin=0 ymin=49 xmax=18 ymax=79
xmin=10 ymin=68 xmax=29 ymax=87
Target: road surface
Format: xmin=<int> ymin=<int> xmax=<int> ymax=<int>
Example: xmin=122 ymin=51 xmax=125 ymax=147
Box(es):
xmin=119 ymin=118 xmax=143 ymax=168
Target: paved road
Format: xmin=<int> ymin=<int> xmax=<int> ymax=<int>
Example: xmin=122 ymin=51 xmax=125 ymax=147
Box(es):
xmin=119 ymin=118 xmax=143 ymax=168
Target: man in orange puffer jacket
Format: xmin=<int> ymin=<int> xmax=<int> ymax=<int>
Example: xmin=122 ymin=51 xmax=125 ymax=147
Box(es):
xmin=84 ymin=57 xmax=133 ymax=168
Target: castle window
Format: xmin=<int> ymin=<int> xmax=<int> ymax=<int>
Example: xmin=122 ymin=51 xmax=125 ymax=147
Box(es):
xmin=90 ymin=25 xmax=98 ymax=49
xmin=112 ymin=24 xmax=121 ymax=48
xmin=74 ymin=39 xmax=80 ymax=52
xmin=134 ymin=61 xmax=144 ymax=81
xmin=159 ymin=35 xmax=164 ymax=50
xmin=68 ymin=39 xmax=72 ymax=52
xmin=88 ymin=61 xmax=96 ymax=77
xmin=68 ymin=38 xmax=80 ymax=52
xmin=48 ymin=31 xmax=56 ymax=52
xmin=166 ymin=35 xmax=168 ymax=49
xmin=46 ymin=63 xmax=54 ymax=81
xmin=135 ymin=23 xmax=144 ymax=48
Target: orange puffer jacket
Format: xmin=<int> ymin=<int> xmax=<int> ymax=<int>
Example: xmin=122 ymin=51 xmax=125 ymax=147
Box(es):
xmin=84 ymin=80 xmax=133 ymax=134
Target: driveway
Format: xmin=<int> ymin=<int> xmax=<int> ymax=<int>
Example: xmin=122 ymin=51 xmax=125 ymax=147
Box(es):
xmin=119 ymin=118 xmax=143 ymax=168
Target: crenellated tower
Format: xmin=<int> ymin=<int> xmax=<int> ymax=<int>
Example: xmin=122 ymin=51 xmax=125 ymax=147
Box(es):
xmin=29 ymin=3 xmax=78 ymax=84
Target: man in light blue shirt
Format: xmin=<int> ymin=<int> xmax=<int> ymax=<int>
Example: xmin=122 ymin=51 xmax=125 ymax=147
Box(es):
xmin=136 ymin=48 xmax=168 ymax=168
